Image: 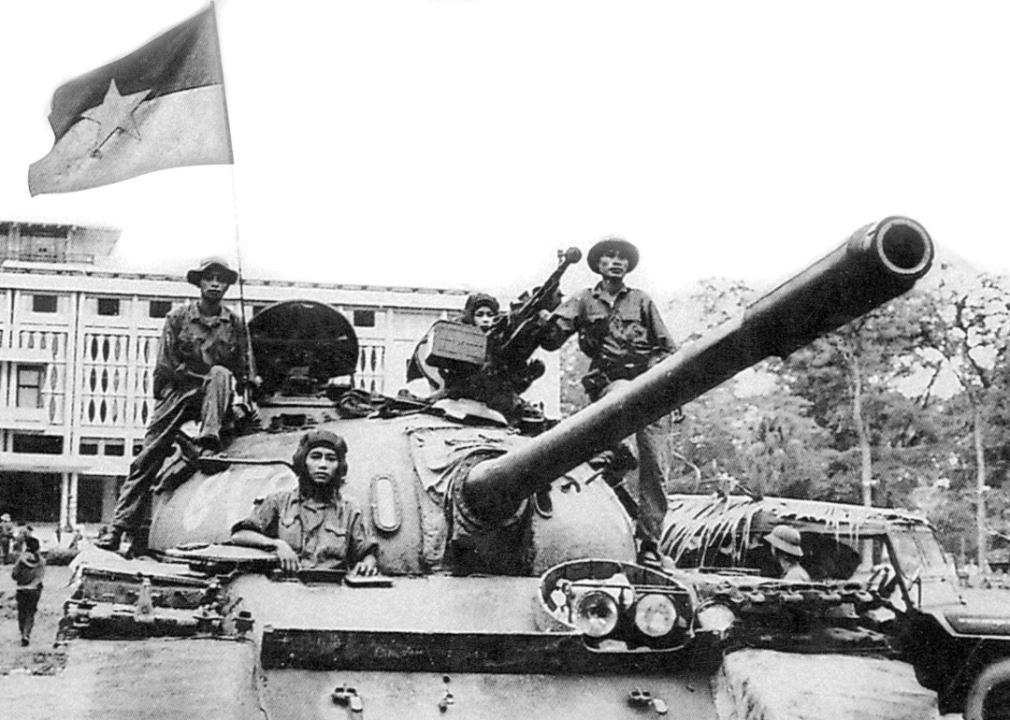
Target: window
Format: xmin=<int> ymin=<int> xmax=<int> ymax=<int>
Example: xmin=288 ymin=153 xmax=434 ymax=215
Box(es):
xmin=97 ymin=298 xmax=120 ymax=316
xmin=353 ymin=309 xmax=376 ymax=327
xmin=79 ymin=440 xmax=99 ymax=456
xmin=149 ymin=300 xmax=172 ymax=318
xmin=103 ymin=440 xmax=125 ymax=457
xmin=16 ymin=366 xmax=43 ymax=408
xmin=12 ymin=433 xmax=62 ymax=454
xmin=32 ymin=295 xmax=57 ymax=313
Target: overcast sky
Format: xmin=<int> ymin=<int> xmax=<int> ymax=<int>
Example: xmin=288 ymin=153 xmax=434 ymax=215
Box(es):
xmin=3 ymin=1 xmax=1008 ymax=302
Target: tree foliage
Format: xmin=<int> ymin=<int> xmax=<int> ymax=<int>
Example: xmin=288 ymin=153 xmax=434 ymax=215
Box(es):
xmin=549 ymin=264 xmax=1010 ymax=565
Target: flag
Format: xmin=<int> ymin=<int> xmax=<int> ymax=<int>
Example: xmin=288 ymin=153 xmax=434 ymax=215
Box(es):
xmin=28 ymin=6 xmax=233 ymax=196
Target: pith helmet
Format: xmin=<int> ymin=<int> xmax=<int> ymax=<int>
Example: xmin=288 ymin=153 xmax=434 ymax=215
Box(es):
xmin=187 ymin=257 xmax=238 ymax=286
xmin=764 ymin=525 xmax=803 ymax=557
xmin=587 ymin=237 xmax=639 ymax=274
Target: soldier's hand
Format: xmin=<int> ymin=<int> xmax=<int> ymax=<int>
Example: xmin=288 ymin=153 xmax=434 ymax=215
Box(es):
xmin=273 ymin=540 xmax=300 ymax=574
xmin=353 ymin=555 xmax=378 ymax=576
xmin=537 ymin=309 xmax=553 ymax=325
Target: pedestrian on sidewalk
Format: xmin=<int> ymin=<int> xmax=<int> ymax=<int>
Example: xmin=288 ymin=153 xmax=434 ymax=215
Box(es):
xmin=0 ymin=513 xmax=13 ymax=563
xmin=12 ymin=535 xmax=45 ymax=646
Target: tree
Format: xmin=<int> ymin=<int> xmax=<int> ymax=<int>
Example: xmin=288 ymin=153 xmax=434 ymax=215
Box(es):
xmin=916 ymin=269 xmax=1010 ymax=570
xmin=782 ymin=291 xmax=932 ymax=507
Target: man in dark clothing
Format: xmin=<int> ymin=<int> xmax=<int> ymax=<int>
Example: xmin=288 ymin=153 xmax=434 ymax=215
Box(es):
xmin=98 ymin=257 xmax=251 ymax=552
xmin=540 ymin=237 xmax=676 ymax=566
xmin=12 ymin=534 xmax=44 ymax=646
xmin=0 ymin=513 xmax=13 ymax=563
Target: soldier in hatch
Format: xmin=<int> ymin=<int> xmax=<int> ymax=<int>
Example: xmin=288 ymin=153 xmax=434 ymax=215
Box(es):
xmin=460 ymin=293 xmax=501 ymax=333
xmin=98 ymin=257 xmax=253 ymax=552
xmin=539 ymin=237 xmax=676 ymax=567
xmin=230 ymin=429 xmax=378 ymax=576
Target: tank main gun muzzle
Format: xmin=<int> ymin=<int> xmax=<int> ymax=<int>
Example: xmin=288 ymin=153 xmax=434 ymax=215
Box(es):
xmin=460 ymin=217 xmax=933 ymax=525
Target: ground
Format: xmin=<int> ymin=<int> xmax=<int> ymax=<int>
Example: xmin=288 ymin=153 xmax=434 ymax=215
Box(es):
xmin=0 ymin=561 xmax=72 ymax=676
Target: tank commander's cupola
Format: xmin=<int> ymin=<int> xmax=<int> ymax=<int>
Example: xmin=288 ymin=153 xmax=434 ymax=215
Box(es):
xmin=248 ymin=300 xmax=359 ymax=399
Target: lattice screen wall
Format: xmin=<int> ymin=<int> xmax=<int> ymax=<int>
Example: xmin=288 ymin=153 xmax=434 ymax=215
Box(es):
xmin=356 ymin=343 xmax=386 ymax=393
xmin=16 ymin=327 xmax=68 ymax=424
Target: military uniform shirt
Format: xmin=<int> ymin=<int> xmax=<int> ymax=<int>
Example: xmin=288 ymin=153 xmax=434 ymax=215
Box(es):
xmin=153 ymin=300 xmax=248 ymax=399
xmin=548 ymin=283 xmax=675 ymax=372
xmin=232 ymin=489 xmax=378 ymax=570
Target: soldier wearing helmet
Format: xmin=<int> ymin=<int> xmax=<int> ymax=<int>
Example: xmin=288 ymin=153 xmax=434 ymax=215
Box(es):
xmin=98 ymin=257 xmax=253 ymax=552
xmin=460 ymin=293 xmax=501 ymax=333
xmin=764 ymin=525 xmax=811 ymax=582
xmin=230 ymin=430 xmax=378 ymax=576
xmin=539 ymin=237 xmax=676 ymax=568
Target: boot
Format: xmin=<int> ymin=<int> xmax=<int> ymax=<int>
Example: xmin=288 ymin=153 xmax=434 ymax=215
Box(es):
xmin=95 ymin=527 xmax=123 ymax=551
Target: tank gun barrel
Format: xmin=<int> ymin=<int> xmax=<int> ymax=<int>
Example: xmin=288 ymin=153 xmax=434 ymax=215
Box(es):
xmin=461 ymin=217 xmax=933 ymax=523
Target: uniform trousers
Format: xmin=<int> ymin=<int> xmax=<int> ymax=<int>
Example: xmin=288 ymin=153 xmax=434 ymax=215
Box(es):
xmin=16 ymin=587 xmax=42 ymax=641
xmin=597 ymin=379 xmax=672 ymax=546
xmin=111 ymin=366 xmax=234 ymax=533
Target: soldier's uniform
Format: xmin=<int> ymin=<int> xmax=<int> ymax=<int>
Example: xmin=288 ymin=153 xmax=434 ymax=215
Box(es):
xmin=231 ymin=490 xmax=377 ymax=571
xmin=541 ymin=238 xmax=676 ymax=561
xmin=99 ymin=258 xmax=249 ymax=551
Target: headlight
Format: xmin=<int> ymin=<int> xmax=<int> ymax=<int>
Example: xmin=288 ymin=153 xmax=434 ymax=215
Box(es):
xmin=697 ymin=604 xmax=736 ymax=635
xmin=634 ymin=594 xmax=678 ymax=637
xmin=573 ymin=590 xmax=620 ymax=638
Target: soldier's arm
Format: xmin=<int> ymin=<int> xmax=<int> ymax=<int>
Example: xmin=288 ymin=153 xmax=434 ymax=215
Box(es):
xmin=538 ymin=295 xmax=582 ymax=352
xmin=348 ymin=504 xmax=379 ymax=575
xmin=644 ymin=296 xmax=676 ymax=359
xmin=152 ymin=311 xmax=183 ymax=399
xmin=230 ymin=495 xmax=299 ymax=573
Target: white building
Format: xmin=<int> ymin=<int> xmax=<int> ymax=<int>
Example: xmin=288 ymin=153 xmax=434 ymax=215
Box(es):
xmin=0 ymin=221 xmax=559 ymax=528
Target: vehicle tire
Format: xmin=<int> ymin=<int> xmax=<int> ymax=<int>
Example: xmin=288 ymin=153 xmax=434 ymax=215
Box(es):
xmin=965 ymin=658 xmax=1010 ymax=720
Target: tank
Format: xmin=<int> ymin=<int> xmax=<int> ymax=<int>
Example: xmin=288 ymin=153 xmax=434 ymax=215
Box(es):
xmin=61 ymin=217 xmax=937 ymax=719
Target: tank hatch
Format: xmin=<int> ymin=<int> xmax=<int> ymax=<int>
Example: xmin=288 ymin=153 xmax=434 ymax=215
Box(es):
xmin=249 ymin=299 xmax=359 ymax=396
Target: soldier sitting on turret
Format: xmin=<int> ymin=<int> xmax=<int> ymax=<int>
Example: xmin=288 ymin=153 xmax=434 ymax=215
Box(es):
xmin=539 ymin=237 xmax=676 ymax=568
xmin=230 ymin=430 xmax=378 ymax=576
xmin=98 ymin=257 xmax=254 ymax=553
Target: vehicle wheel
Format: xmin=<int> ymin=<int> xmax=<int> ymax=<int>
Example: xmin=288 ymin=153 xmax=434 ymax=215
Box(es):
xmin=965 ymin=658 xmax=1010 ymax=720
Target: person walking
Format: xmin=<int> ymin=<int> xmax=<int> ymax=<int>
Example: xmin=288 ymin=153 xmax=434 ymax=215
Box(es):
xmin=12 ymin=535 xmax=45 ymax=646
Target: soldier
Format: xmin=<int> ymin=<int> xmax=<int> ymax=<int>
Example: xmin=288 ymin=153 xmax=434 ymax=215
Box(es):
xmin=230 ymin=429 xmax=378 ymax=576
xmin=98 ymin=257 xmax=252 ymax=552
xmin=764 ymin=525 xmax=811 ymax=582
xmin=539 ymin=237 xmax=676 ymax=567
xmin=460 ymin=293 xmax=501 ymax=333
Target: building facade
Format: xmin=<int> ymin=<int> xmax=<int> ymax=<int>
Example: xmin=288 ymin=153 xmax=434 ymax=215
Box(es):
xmin=0 ymin=222 xmax=559 ymax=527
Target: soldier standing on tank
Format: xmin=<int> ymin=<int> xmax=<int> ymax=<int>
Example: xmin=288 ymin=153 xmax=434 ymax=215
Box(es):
xmin=539 ymin=237 xmax=676 ymax=567
xmin=97 ymin=257 xmax=253 ymax=552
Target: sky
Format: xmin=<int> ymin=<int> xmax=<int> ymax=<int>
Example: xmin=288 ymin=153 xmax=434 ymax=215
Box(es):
xmin=2 ymin=1 xmax=1009 ymax=303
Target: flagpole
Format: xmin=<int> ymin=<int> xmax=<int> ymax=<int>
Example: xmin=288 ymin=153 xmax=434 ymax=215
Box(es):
xmin=210 ymin=0 xmax=256 ymax=398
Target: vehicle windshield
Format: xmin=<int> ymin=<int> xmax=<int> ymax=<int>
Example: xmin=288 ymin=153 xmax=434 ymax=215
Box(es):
xmin=885 ymin=525 xmax=953 ymax=581
xmin=671 ymin=523 xmax=952 ymax=584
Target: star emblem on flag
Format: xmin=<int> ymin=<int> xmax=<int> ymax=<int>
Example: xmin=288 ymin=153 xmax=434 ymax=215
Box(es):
xmin=81 ymin=79 xmax=150 ymax=156
xmin=28 ymin=7 xmax=233 ymax=195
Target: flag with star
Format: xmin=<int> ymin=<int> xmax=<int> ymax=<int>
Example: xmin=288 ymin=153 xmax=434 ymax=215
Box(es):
xmin=28 ymin=6 xmax=233 ymax=196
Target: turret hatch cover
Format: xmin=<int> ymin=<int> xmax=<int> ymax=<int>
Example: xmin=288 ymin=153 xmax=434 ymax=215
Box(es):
xmin=248 ymin=300 xmax=359 ymax=395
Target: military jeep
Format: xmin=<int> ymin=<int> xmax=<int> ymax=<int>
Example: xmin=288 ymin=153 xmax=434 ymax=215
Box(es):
xmin=661 ymin=493 xmax=1010 ymax=719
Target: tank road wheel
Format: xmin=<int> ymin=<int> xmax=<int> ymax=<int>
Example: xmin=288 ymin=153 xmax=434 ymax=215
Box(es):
xmin=965 ymin=659 xmax=1010 ymax=720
